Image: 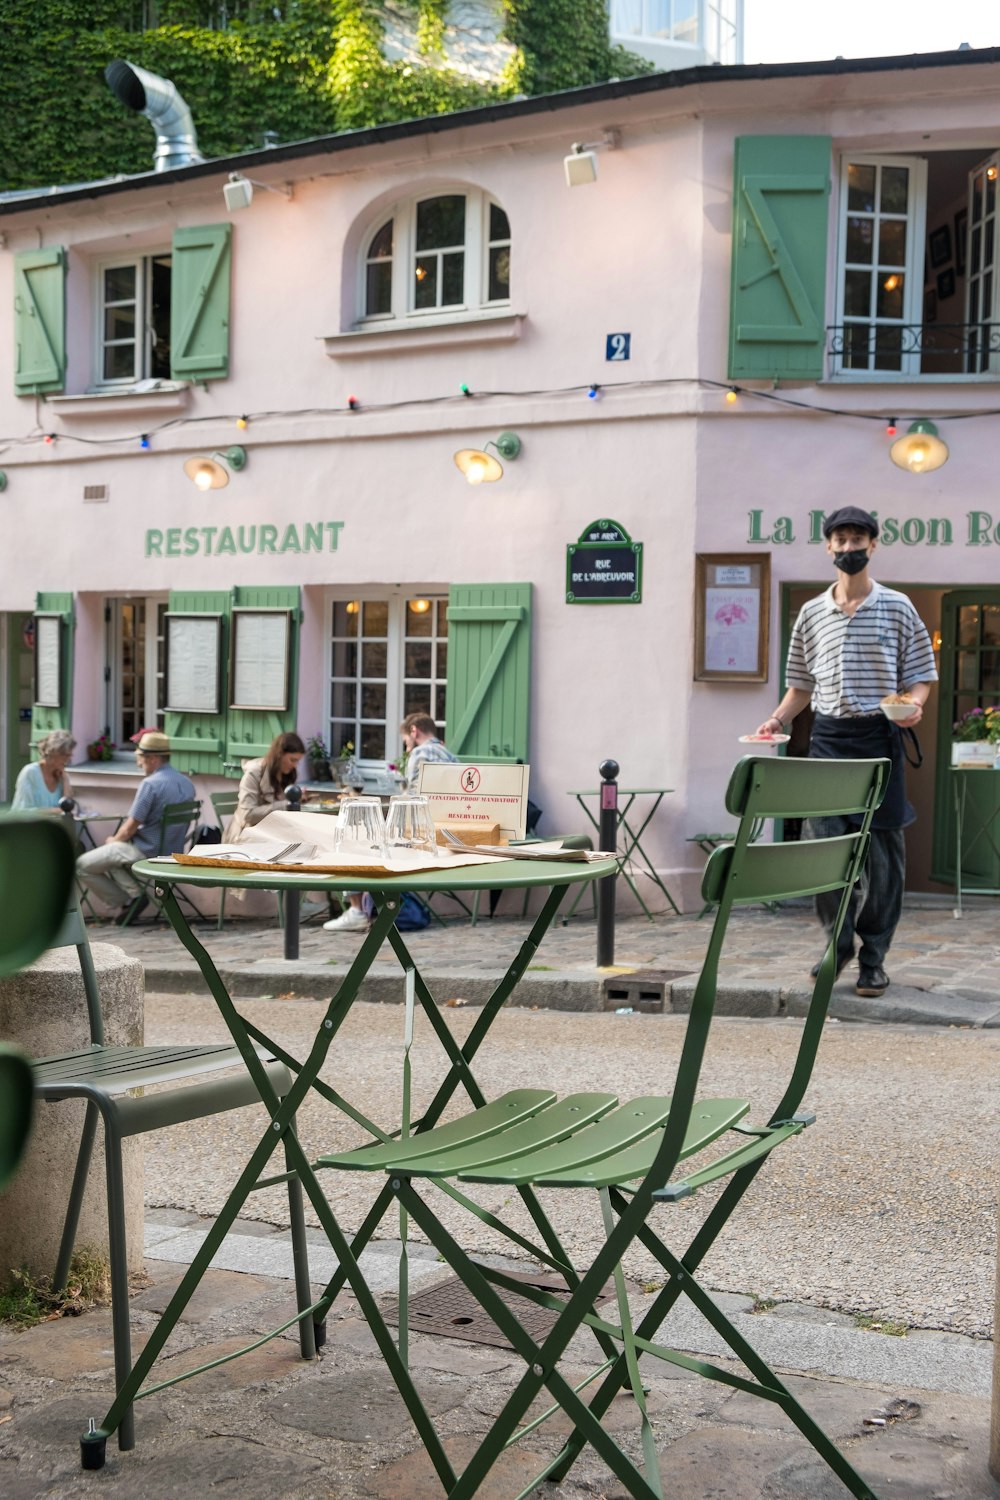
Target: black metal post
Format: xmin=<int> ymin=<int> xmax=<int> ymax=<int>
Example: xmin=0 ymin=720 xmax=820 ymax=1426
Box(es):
xmin=283 ymin=785 xmax=301 ymax=961
xmin=596 ymin=758 xmax=619 ymax=967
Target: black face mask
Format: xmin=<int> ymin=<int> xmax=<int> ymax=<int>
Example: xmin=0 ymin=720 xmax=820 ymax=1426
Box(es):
xmin=833 ymin=547 xmax=871 ymax=576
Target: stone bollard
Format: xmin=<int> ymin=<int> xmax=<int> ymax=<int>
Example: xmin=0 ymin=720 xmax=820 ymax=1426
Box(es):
xmin=0 ymin=941 xmax=144 ymax=1285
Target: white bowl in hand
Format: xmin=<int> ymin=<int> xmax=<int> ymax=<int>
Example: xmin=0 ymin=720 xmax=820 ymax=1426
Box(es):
xmin=880 ymin=699 xmax=915 ymax=722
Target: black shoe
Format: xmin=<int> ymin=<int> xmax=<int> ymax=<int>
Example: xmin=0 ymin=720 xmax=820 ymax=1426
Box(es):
xmin=810 ymin=949 xmax=853 ymax=979
xmin=856 ymin=965 xmax=889 ymax=997
xmin=115 ymin=894 xmax=149 ymax=926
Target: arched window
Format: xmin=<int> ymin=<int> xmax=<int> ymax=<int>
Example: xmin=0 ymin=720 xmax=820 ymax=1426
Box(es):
xmin=361 ymin=190 xmax=511 ymax=323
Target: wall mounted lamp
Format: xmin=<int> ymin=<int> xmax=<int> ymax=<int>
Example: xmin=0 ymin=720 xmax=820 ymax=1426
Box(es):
xmin=453 ymin=432 xmax=522 ymax=485
xmin=223 ymin=171 xmax=293 ymax=211
xmin=889 ymin=420 xmax=949 ymax=474
xmin=564 ymin=129 xmax=619 ymax=187
xmin=183 ymin=445 xmax=248 ymax=491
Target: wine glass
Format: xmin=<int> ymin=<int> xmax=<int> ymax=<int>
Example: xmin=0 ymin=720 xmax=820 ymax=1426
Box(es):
xmin=337 ymin=797 xmax=387 ymax=859
xmin=385 ymin=795 xmax=438 ymax=857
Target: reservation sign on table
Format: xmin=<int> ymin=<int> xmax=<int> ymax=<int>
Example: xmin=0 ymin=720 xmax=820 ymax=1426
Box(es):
xmin=416 ymin=762 xmax=530 ymax=842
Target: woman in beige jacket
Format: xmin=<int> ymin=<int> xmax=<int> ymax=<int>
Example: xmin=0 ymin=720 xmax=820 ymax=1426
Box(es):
xmin=226 ymin=732 xmax=307 ymax=842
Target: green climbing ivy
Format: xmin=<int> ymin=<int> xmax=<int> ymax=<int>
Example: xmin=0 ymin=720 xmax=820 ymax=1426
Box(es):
xmin=0 ymin=0 xmax=652 ymax=191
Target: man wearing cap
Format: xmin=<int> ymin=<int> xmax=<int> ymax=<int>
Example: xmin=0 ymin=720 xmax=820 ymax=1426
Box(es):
xmin=76 ymin=730 xmax=195 ymax=923
xmin=755 ymin=506 xmax=937 ymax=998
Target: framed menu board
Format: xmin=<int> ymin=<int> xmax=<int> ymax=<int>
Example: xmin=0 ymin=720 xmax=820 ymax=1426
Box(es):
xmin=33 ymin=613 xmax=62 ymax=707
xmin=164 ymin=613 xmax=223 ymax=713
xmin=229 ymin=608 xmax=292 ymax=711
xmin=694 ymin=554 xmax=770 ymax=682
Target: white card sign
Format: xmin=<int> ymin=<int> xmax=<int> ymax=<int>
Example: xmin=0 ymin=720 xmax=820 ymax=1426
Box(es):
xmin=416 ymin=762 xmax=530 ymax=842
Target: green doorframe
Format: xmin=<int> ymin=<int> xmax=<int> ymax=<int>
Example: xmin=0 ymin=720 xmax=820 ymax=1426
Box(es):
xmin=931 ymin=587 xmax=1000 ymax=888
xmin=3 ymin=613 xmax=34 ymax=800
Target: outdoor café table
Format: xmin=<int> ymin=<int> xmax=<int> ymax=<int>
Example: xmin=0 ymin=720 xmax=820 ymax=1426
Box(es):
xmin=80 ymin=849 xmax=616 ymax=1468
xmin=566 ymin=786 xmax=679 ymax=919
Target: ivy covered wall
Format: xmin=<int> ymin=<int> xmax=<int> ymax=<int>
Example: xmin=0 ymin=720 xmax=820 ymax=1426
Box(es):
xmin=0 ymin=1 xmax=651 ymax=191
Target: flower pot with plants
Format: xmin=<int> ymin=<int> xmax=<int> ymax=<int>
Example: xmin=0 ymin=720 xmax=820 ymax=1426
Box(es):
xmin=951 ymin=706 xmax=1000 ymax=766
xmin=306 ymin=734 xmax=332 ymax=782
xmin=86 ymin=734 xmax=116 ymax=762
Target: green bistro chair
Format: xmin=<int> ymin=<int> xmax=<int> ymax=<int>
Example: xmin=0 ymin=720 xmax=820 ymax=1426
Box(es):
xmin=119 ymin=798 xmax=204 ymax=926
xmin=0 ymin=814 xmax=77 ymax=1191
xmin=316 ymin=755 xmax=889 ymax=1500
xmin=209 ymin=789 xmax=240 ymax=928
xmin=32 ymin=899 xmax=317 ymax=1458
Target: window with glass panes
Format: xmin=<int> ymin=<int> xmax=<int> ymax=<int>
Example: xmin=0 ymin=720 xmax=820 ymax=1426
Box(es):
xmin=836 ymin=157 xmax=924 ymax=375
xmin=105 ymin=596 xmax=167 ymax=746
xmin=361 ymin=191 xmax=510 ymax=322
xmin=328 ymin=596 xmax=448 ymax=763
xmin=97 ymin=254 xmax=172 ymax=385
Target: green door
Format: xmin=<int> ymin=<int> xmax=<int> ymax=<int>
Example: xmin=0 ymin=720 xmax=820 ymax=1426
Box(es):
xmin=931 ymin=588 xmax=1000 ymax=887
xmin=3 ymin=614 xmax=34 ymax=799
xmin=445 ymin=584 xmax=531 ymax=763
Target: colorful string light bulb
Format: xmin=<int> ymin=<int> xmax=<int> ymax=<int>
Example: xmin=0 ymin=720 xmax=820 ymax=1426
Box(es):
xmin=139 ymin=433 xmax=150 ymax=449
xmin=347 ymin=395 xmax=359 ymax=411
xmin=587 ymin=384 xmax=600 ymax=400
xmin=43 ymin=433 xmax=55 ymax=445
xmin=886 ymin=417 xmax=898 ymax=437
xmin=725 ymin=388 xmax=738 ymax=405
xmin=236 ymin=415 xmax=249 ymax=430
xmin=459 ymin=382 xmax=472 ymax=397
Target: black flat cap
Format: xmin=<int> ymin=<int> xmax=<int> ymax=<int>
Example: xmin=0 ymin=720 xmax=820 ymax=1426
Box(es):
xmin=822 ymin=506 xmax=879 ymax=538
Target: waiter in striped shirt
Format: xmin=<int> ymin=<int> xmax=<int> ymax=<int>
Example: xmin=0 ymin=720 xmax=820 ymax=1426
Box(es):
xmin=755 ymin=506 xmax=937 ymax=1000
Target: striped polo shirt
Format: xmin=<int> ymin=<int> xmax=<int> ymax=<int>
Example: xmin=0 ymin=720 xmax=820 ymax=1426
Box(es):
xmin=786 ymin=580 xmax=937 ymax=718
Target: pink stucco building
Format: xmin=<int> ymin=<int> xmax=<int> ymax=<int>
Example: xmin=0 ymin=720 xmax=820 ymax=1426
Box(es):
xmin=3 ymin=43 xmax=1000 ymax=908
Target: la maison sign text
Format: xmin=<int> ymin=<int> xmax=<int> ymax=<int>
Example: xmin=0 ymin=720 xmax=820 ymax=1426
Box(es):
xmin=747 ymin=510 xmax=1000 ymax=547
xmin=145 ymin=521 xmax=345 ymax=558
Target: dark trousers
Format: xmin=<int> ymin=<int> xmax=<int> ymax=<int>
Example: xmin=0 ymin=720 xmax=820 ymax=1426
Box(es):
xmin=806 ymin=818 xmax=906 ymax=970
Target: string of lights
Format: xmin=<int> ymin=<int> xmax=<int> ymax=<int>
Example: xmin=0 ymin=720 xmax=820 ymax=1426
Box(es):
xmin=5 ymin=377 xmax=1000 ymax=457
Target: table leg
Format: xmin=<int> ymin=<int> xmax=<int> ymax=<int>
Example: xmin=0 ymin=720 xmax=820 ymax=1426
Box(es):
xmin=618 ymin=795 xmax=681 ymax=917
xmin=954 ymin=776 xmax=964 ymax=918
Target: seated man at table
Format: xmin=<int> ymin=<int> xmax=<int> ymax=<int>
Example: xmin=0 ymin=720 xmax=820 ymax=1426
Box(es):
xmin=77 ymin=730 xmax=195 ymax=924
xmin=323 ymin=711 xmax=457 ymax=933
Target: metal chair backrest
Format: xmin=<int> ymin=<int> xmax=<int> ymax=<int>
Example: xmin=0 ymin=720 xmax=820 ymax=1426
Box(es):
xmin=155 ymin=798 xmax=202 ymax=856
xmin=209 ymin=790 xmax=239 ymax=830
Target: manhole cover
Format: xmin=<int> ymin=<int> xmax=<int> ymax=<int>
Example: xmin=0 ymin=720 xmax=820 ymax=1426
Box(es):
xmin=384 ymin=1271 xmax=613 ymax=1350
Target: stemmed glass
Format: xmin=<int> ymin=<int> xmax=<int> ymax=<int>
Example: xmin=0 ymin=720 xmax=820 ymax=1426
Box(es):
xmin=385 ymin=794 xmax=438 ymax=857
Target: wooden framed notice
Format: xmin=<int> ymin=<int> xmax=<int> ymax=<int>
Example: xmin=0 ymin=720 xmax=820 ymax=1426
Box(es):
xmin=229 ymin=608 xmax=292 ymax=711
xmin=694 ymin=554 xmax=770 ymax=682
xmin=164 ymin=613 xmax=223 ymax=714
xmin=33 ymin=613 xmax=62 ymax=708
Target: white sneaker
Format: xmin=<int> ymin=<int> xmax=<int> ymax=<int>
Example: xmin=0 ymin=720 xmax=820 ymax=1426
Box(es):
xmin=322 ymin=907 xmax=369 ymax=932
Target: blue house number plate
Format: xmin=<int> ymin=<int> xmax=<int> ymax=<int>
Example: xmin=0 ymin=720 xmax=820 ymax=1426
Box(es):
xmin=605 ymin=333 xmax=631 ymax=361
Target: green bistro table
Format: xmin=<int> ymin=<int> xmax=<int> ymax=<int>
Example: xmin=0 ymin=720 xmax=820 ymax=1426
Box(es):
xmin=80 ymin=851 xmax=616 ymax=1469
xmin=567 ymin=787 xmax=680 ymax=919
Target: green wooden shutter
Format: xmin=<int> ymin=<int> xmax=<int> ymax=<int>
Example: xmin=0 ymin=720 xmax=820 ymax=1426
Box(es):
xmin=164 ymin=590 xmax=230 ymax=775
xmin=31 ymin=591 xmax=74 ymax=748
xmin=728 ymin=135 xmax=831 ymax=380
xmin=170 ymin=223 xmax=231 ymax=381
xmin=14 ymin=249 xmax=66 ymax=395
xmin=226 ymin=586 xmax=301 ymax=769
xmin=445 ymin=584 xmax=531 ymax=764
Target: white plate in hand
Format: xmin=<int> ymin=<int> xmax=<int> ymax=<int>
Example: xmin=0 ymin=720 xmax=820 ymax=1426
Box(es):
xmin=738 ymin=733 xmax=790 ymax=744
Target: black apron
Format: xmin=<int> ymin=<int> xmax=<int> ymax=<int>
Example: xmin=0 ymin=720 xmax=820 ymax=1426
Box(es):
xmin=809 ymin=714 xmax=918 ymax=830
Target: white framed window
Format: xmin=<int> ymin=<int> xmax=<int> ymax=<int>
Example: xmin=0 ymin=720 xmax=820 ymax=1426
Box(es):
xmin=95 ymin=253 xmax=172 ymax=386
xmin=831 ymin=149 xmax=1000 ymax=379
xmin=326 ymin=593 xmax=449 ymax=763
xmin=359 ymin=191 xmax=510 ymax=324
xmin=104 ymin=596 xmax=168 ymax=747
xmin=833 ymin=155 xmax=927 ymax=378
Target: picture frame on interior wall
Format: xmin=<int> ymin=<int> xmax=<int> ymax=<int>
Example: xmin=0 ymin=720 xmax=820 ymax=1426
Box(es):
xmin=929 ymin=224 xmax=952 ymax=269
xmin=954 ymin=208 xmax=968 ymax=276
xmin=694 ymin=554 xmax=770 ymax=683
xmin=936 ymin=267 xmax=956 ymax=302
xmin=923 ymin=286 xmax=937 ymax=324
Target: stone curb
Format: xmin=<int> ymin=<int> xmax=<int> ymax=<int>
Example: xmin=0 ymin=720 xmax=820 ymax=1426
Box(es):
xmin=142 ymin=959 xmax=1000 ymax=1026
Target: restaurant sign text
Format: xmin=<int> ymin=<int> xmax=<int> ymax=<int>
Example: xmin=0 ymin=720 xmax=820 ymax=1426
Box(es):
xmin=747 ymin=509 xmax=1000 ymax=547
xmin=146 ymin=521 xmax=345 ymax=558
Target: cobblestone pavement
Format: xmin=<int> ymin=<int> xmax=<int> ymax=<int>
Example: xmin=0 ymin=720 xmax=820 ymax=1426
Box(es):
xmin=100 ymin=892 xmax=1000 ymax=1018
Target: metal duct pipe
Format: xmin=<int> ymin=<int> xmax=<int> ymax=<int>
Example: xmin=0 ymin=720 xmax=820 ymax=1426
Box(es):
xmin=105 ymin=59 xmax=205 ymax=172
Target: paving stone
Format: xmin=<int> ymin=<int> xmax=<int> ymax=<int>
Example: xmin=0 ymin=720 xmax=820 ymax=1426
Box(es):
xmin=265 ymin=1367 xmax=464 ymax=1440
xmin=131 ymin=1266 xmax=281 ymax=1322
xmin=371 ymin=1432 xmax=561 ymax=1500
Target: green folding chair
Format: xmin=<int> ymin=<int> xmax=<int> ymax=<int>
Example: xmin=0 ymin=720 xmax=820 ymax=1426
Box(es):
xmin=317 ymin=754 xmax=889 ymax=1500
xmin=209 ymin=790 xmax=239 ymax=928
xmin=120 ymin=798 xmax=204 ymax=925
xmin=32 ymin=898 xmax=317 ymax=1457
xmin=0 ymin=813 xmax=77 ymax=1191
